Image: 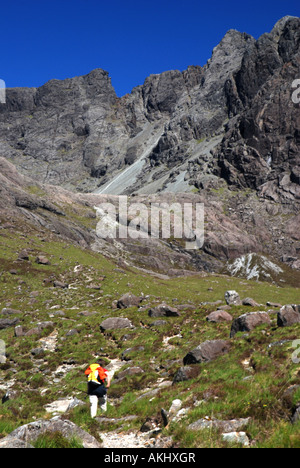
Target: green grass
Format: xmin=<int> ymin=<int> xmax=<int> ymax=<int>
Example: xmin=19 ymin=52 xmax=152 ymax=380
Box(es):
xmin=33 ymin=431 xmax=84 ymax=448
xmin=0 ymin=223 xmax=299 ymax=448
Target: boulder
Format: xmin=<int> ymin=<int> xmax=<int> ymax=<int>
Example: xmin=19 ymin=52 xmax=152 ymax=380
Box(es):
xmin=66 ymin=329 xmax=79 ymax=337
xmin=0 ymin=317 xmax=19 ymax=330
xmin=117 ymin=293 xmax=142 ymax=309
xmin=206 ymin=310 xmax=233 ymax=322
xmin=277 ymin=305 xmax=300 ymax=327
xmin=115 ymin=367 xmax=144 ymax=380
xmin=16 ymin=321 xmax=54 ymax=337
xmin=44 ymin=398 xmax=84 ymax=414
xmin=100 ymin=317 xmax=134 ymax=331
xmin=242 ymin=297 xmax=260 ymax=307
xmin=53 ymin=280 xmax=68 ymax=289
xmin=2 ymin=390 xmax=19 ymax=404
xmin=148 ymin=303 xmax=180 ymax=318
xmin=225 ymin=291 xmax=241 ymax=305
xmin=292 ymin=405 xmax=300 ymax=424
xmin=150 ymin=320 xmax=167 ymax=327
xmin=183 ymin=339 xmax=231 ymax=365
xmin=121 ymin=346 xmax=145 ymax=361
xmin=188 ymin=417 xmax=251 ymax=432
xmin=222 ymin=432 xmax=250 ymax=446
xmin=0 ymin=438 xmax=34 ymax=448
xmin=1 ymin=308 xmax=22 ymax=315
xmin=35 ymin=255 xmax=51 ymax=265
xmin=30 ymin=347 xmax=45 ymax=356
xmin=173 ymin=365 xmax=201 ymax=384
xmin=0 ymin=417 xmax=102 ymax=448
xmin=0 ymin=355 xmax=6 ymax=364
xmin=230 ymin=311 xmax=271 ymax=337
xmin=17 ymin=250 xmax=30 ymax=261
xmin=14 ymin=325 xmax=24 ymax=337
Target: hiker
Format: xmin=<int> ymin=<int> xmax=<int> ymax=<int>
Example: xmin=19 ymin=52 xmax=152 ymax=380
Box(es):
xmin=85 ymin=363 xmax=111 ymax=418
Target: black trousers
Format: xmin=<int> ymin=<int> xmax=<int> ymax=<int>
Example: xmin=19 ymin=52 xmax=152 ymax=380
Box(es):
xmin=87 ymin=381 xmax=107 ymax=398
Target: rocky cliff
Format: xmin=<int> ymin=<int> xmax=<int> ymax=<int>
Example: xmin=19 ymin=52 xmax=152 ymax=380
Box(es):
xmin=1 ymin=16 xmax=299 ymax=198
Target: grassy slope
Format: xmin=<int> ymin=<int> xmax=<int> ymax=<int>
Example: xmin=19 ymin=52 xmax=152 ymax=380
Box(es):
xmin=0 ymin=223 xmax=299 ymax=448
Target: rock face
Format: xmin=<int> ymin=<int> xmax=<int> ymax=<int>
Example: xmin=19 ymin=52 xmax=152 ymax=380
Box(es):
xmin=0 ymin=16 xmax=299 ymax=203
xmin=214 ymin=17 xmax=300 ymax=201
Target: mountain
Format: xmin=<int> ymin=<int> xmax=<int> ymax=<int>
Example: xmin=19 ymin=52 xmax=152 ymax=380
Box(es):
xmin=0 ymin=16 xmax=298 ymax=196
xmin=0 ymin=16 xmax=299 ymax=280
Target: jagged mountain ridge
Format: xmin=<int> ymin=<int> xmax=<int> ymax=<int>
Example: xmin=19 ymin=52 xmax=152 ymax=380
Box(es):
xmin=0 ymin=16 xmax=299 ymax=199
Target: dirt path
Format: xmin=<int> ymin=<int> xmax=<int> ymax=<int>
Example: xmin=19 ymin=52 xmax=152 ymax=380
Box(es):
xmin=100 ymin=430 xmax=156 ymax=448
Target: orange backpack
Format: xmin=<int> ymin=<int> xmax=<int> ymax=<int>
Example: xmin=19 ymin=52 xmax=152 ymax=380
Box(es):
xmin=85 ymin=363 xmax=107 ymax=383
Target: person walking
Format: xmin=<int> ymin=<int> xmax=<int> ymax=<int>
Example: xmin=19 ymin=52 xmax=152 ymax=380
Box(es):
xmin=85 ymin=363 xmax=111 ymax=418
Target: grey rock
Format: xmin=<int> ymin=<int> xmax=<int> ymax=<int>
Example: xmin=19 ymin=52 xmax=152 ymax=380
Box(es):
xmin=230 ymin=311 xmax=271 ymax=337
xmin=242 ymin=297 xmax=260 ymax=307
xmin=0 ymin=17 xmax=297 ymax=204
xmin=117 ymin=293 xmax=142 ymax=309
xmin=148 ymin=303 xmax=180 ymax=317
xmin=291 ymin=405 xmax=300 ymax=424
xmin=188 ymin=417 xmax=251 ymax=432
xmin=183 ymin=340 xmax=231 ymax=365
xmin=225 ymin=290 xmax=241 ymax=306
xmin=173 ymin=365 xmax=201 ymax=384
xmin=206 ymin=310 xmax=233 ymax=322
xmin=222 ymin=432 xmax=250 ymax=446
xmin=121 ymin=346 xmax=145 ymax=361
xmin=35 ymin=255 xmax=51 ymax=265
xmin=0 ymin=417 xmax=102 ymax=448
xmin=0 ymin=317 xmax=19 ymax=330
xmin=277 ymin=305 xmax=300 ymax=327
xmin=1 ymin=308 xmax=22 ymax=315
xmin=100 ymin=317 xmax=134 ymax=331
xmin=0 ymin=437 xmax=34 ymax=448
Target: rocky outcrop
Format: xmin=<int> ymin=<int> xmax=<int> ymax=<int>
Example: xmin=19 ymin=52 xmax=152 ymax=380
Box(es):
xmin=214 ymin=17 xmax=300 ymax=203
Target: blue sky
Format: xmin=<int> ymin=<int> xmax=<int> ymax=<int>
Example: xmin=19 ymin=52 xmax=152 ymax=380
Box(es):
xmin=1 ymin=0 xmax=299 ymax=96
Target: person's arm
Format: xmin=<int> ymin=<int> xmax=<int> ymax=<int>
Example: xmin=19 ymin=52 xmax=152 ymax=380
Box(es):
xmin=105 ymin=373 xmax=111 ymax=389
